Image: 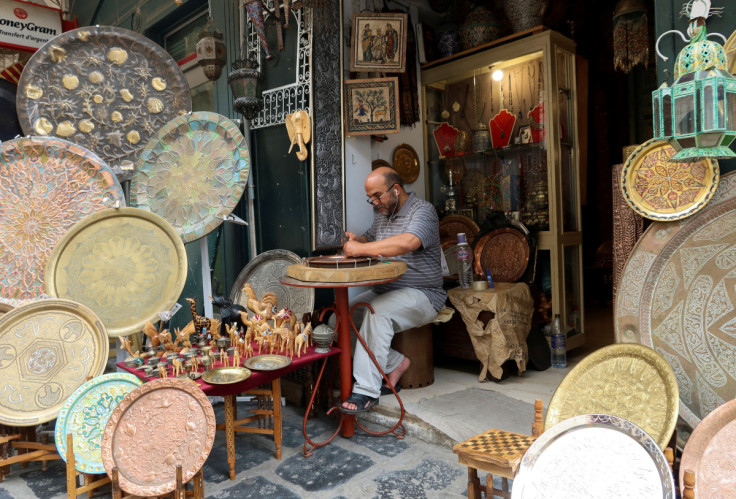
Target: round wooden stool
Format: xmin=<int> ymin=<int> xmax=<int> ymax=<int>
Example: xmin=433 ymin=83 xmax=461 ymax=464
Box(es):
xmin=391 ymin=323 xmax=434 ymax=388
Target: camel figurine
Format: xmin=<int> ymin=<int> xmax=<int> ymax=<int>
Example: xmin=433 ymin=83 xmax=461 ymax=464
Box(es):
xmin=294 ymin=323 xmax=312 ymax=358
xmin=242 ymin=341 xmax=254 ymax=359
xmin=172 ymin=358 xmax=184 ymax=377
xmin=226 ymin=323 xmax=239 ymax=348
xmin=158 ymin=364 xmax=168 ymax=378
xmin=233 ymin=349 xmax=241 ymax=367
xmin=273 ymin=308 xmax=296 ymax=331
xmin=273 ymin=327 xmax=294 ymax=356
xmin=257 ymin=328 xmax=276 ymax=355
xmin=191 ymin=356 xmax=200 ymax=373
xmin=220 ymin=348 xmax=229 ymax=367
xmin=185 ymin=297 xmax=213 ymax=336
xmin=242 ymin=283 xmax=278 ymax=319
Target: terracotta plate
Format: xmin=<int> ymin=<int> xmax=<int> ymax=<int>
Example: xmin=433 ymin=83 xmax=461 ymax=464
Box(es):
xmin=545 ymin=344 xmax=679 ymax=450
xmin=0 ymin=299 xmax=109 ymax=426
xmin=244 ymin=354 xmax=292 ymax=371
xmin=621 ymin=139 xmax=719 ymax=221
xmin=615 ymin=172 xmax=736 ymax=428
xmin=55 ymin=373 xmax=143 ymax=473
xmin=131 ymin=111 xmax=250 ymax=243
xmin=473 ymin=228 xmax=529 ymax=282
xmin=392 ymin=143 xmax=420 ymax=184
xmin=0 ymin=137 xmax=124 ymax=307
xmin=680 ymin=399 xmax=736 ymax=497
xmin=16 ymin=26 xmax=191 ymax=175
xmin=101 ymin=378 xmax=215 ymax=496
xmin=439 ymin=214 xmax=480 ymax=248
xmin=201 ymin=366 xmax=252 ymax=385
xmin=45 ymin=207 xmax=187 ymax=337
xmin=512 ymin=414 xmax=675 ymax=498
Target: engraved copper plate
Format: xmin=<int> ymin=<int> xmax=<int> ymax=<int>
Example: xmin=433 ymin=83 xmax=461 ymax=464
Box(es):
xmin=0 ymin=136 xmax=124 ymax=307
xmin=231 ymin=249 xmax=314 ymax=319
xmin=243 ymin=354 xmax=292 ymax=371
xmin=512 ymin=414 xmax=675 ymax=498
xmin=45 ymin=207 xmax=187 ymax=337
xmin=473 ymin=228 xmax=529 ymax=282
xmin=0 ymin=299 xmax=109 ymax=426
xmin=101 ymin=378 xmax=215 ymax=496
xmin=439 ymin=214 xmax=480 ymax=249
xmin=725 ymin=29 xmax=736 ymax=75
xmin=679 ymin=399 xmax=736 ymax=497
xmin=201 ymin=366 xmax=251 ymax=385
xmin=615 ymin=172 xmax=736 ymax=428
xmin=55 ymin=373 xmax=142 ymax=473
xmin=16 ymin=26 xmax=192 ymax=176
xmin=392 ymin=143 xmax=420 ymax=184
xmin=621 ymin=139 xmax=719 ymax=221
xmin=545 ymin=344 xmax=679 ymax=449
xmin=131 ymin=111 xmax=250 ymax=243
xmin=306 ymin=255 xmax=377 ymax=268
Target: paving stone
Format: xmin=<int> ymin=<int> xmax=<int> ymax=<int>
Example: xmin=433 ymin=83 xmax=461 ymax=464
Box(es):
xmin=350 ymin=432 xmax=408 ymax=457
xmin=215 ymin=475 xmax=300 ymax=498
xmin=373 ymin=458 xmax=463 ymax=498
xmin=276 ymin=445 xmax=375 ymax=492
xmin=15 ymin=462 xmax=67 ymax=499
xmin=203 ymin=434 xmax=274 ymax=484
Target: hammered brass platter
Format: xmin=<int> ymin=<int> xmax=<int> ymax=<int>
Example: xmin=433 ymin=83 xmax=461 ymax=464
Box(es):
xmin=131 ymin=111 xmax=250 ymax=243
xmin=392 ymin=143 xmax=420 ymax=184
xmin=45 ymin=207 xmax=187 ymax=337
xmin=0 ymin=299 xmax=109 ymax=426
xmin=244 ymin=354 xmax=292 ymax=371
xmin=621 ymin=139 xmax=719 ymax=221
xmin=544 ymin=344 xmax=678 ymax=449
xmin=0 ymin=136 xmax=124 ymax=307
xmin=201 ymin=366 xmax=252 ymax=385
xmin=101 ymin=378 xmax=215 ymax=496
xmin=16 ymin=26 xmax=191 ymax=175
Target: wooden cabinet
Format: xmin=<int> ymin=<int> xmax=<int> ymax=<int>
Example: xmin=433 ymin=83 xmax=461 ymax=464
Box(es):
xmin=421 ymin=30 xmax=585 ymax=349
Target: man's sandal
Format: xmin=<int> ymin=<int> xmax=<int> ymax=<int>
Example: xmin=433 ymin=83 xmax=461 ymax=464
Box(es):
xmin=340 ymin=393 xmax=379 ymax=414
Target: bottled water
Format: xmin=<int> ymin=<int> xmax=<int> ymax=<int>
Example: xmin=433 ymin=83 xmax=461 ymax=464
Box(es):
xmin=551 ymin=314 xmax=567 ymax=368
xmin=456 ymin=233 xmax=472 ymax=288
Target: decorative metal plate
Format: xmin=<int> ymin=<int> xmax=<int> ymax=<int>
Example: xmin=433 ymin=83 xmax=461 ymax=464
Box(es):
xmin=615 ymin=172 xmax=736 ymax=428
xmin=45 ymin=207 xmax=187 ymax=337
xmin=392 ymin=143 xmax=420 ymax=184
xmin=244 ymin=354 xmax=292 ymax=371
xmin=131 ymin=111 xmax=250 ymax=243
xmin=201 ymin=366 xmax=252 ymax=385
xmin=439 ymin=214 xmax=479 ymax=249
xmin=680 ymin=399 xmax=736 ymax=497
xmin=545 ymin=344 xmax=678 ymax=449
xmin=16 ymin=26 xmax=192 ymax=176
xmin=512 ymin=414 xmax=675 ymax=498
xmin=372 ymin=158 xmax=391 ymax=170
xmin=231 ymin=249 xmax=314 ymax=319
xmin=0 ymin=299 xmax=109 ymax=426
xmin=621 ymin=139 xmax=719 ymax=221
xmin=725 ymin=29 xmax=736 ymax=75
xmin=101 ymin=378 xmax=215 ymax=496
xmin=0 ymin=137 xmax=124 ymax=307
xmin=472 ymin=227 xmax=529 ymax=282
xmin=55 ymin=373 xmax=142 ymax=473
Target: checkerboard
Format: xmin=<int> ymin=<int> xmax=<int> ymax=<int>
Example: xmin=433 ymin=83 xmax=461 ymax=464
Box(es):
xmin=453 ymin=428 xmax=535 ymax=468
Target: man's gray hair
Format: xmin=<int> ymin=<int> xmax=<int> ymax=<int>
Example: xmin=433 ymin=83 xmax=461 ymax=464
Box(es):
xmin=383 ymin=169 xmax=403 ymax=188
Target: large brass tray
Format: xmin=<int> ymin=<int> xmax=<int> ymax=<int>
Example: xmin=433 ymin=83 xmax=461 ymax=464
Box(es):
xmin=392 ymin=143 xmax=420 ymax=184
xmin=131 ymin=112 xmax=250 ymax=243
xmin=202 ymin=366 xmax=252 ymax=385
xmin=45 ymin=207 xmax=187 ymax=337
xmin=544 ymin=344 xmax=678 ymax=450
xmin=101 ymin=378 xmax=215 ymax=496
xmin=16 ymin=26 xmax=191 ymax=176
xmin=244 ymin=354 xmax=292 ymax=371
xmin=621 ymin=139 xmax=719 ymax=221
xmin=0 ymin=299 xmax=109 ymax=426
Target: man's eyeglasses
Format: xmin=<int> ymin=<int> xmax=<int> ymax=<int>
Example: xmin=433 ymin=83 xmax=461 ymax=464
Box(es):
xmin=365 ymin=183 xmax=397 ymax=205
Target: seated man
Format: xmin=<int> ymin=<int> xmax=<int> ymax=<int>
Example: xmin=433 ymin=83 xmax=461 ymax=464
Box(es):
xmin=341 ymin=167 xmax=446 ymax=413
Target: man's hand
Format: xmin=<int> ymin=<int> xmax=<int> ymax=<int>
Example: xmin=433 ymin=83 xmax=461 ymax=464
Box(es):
xmin=345 ymin=232 xmax=359 ymax=241
xmin=343 ymin=239 xmax=363 ymax=257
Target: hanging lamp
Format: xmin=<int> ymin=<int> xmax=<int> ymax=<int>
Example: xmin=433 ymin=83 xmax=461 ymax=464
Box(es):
xmin=612 ymin=0 xmax=649 ymax=73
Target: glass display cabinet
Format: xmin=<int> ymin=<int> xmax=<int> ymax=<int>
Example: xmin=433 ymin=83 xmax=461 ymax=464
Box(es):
xmin=421 ymin=30 xmax=585 ymax=348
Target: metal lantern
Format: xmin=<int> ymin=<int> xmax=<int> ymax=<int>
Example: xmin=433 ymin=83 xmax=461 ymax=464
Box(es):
xmin=196 ymin=19 xmax=227 ymax=81
xmin=653 ymin=1 xmax=734 ymax=161
xmin=228 ymin=56 xmax=263 ymax=120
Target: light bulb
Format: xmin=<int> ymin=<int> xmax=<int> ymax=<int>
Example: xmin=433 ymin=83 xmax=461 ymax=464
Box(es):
xmin=492 ymin=69 xmax=504 ymax=81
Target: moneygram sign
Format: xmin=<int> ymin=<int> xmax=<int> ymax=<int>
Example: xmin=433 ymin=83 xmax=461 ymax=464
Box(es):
xmin=0 ymin=0 xmax=62 ymax=51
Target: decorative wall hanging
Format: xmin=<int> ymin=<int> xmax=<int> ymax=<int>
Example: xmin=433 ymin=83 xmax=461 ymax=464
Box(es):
xmin=433 ymin=122 xmax=459 ymax=158
xmin=0 ymin=137 xmax=124 ymax=307
xmin=613 ymin=0 xmax=649 ymax=73
xmin=45 ymin=207 xmax=187 ymax=338
xmin=245 ymin=0 xmax=272 ymax=59
xmin=0 ymin=299 xmax=109 ymax=426
xmin=652 ymin=1 xmax=734 ymax=161
xmin=616 ymin=172 xmax=736 ymax=428
xmin=350 ymin=12 xmax=408 ymax=73
xmin=131 ymin=111 xmax=250 ymax=243
xmin=490 ymin=109 xmax=516 ymax=148
xmin=344 ymin=77 xmax=400 ymax=136
xmin=285 ymin=110 xmax=311 ymax=161
xmin=16 ymin=26 xmax=192 ymax=179
xmin=392 ymin=143 xmax=420 ymax=184
xmin=620 ymin=139 xmax=719 ymax=221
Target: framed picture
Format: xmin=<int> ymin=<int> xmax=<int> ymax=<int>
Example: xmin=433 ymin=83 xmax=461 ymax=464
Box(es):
xmin=350 ymin=12 xmax=408 ymax=73
xmin=344 ymin=77 xmax=400 ymax=136
xmin=519 ymin=125 xmax=532 ymax=144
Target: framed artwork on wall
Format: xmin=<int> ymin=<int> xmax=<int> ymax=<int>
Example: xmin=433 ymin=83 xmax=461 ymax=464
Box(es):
xmin=350 ymin=12 xmax=408 ymax=73
xmin=344 ymin=77 xmax=400 ymax=136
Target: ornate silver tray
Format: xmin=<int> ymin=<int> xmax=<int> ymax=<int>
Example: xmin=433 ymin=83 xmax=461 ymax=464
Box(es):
xmin=512 ymin=414 xmax=675 ymax=499
xmin=231 ymin=249 xmax=314 ymax=319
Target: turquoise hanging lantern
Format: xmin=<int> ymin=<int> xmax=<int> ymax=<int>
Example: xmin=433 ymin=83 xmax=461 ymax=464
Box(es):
xmin=652 ymin=0 xmax=735 ymax=161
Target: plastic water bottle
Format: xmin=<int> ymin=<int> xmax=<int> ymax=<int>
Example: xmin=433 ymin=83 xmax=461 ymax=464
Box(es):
xmin=551 ymin=314 xmax=567 ymax=368
xmin=456 ymin=233 xmax=472 ymax=288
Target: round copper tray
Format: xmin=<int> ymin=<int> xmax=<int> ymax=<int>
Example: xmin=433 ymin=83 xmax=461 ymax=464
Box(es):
xmin=305 ymin=255 xmax=377 ymax=268
xmin=392 ymin=143 xmax=420 ymax=184
xmin=473 ymin=228 xmax=529 ymax=282
xmin=101 ymin=378 xmax=215 ymax=496
xmin=201 ymin=366 xmax=252 ymax=385
xmin=372 ymin=158 xmax=391 ymax=170
xmin=544 ymin=344 xmax=679 ymax=450
xmin=439 ymin=214 xmax=480 ymax=249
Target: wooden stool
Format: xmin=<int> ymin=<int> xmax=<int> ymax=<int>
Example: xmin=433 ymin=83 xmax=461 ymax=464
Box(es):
xmin=391 ymin=323 xmax=434 ymax=388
